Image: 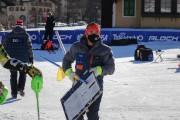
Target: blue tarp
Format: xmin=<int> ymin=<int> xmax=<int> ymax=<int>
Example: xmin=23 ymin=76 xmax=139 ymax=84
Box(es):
xmin=0 ymin=28 xmax=180 ymax=44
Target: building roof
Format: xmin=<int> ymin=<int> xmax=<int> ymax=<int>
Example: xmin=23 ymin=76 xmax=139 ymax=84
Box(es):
xmin=1 ymin=0 xmax=16 ymax=6
xmin=102 ymin=0 xmax=116 ymax=2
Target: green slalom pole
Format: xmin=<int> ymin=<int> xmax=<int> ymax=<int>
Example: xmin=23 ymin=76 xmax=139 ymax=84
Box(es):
xmin=36 ymin=92 xmax=40 ymax=120
xmin=0 ymin=86 xmax=8 ymax=105
xmin=31 ymin=75 xmax=43 ymax=120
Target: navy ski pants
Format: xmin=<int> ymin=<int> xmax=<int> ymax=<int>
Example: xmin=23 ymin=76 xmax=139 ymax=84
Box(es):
xmin=10 ymin=70 xmax=26 ymax=95
xmin=77 ymin=94 xmax=103 ymax=120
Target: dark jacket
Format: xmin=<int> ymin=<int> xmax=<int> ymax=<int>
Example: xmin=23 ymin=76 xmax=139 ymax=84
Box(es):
xmin=45 ymin=16 xmax=55 ymax=30
xmin=62 ymin=36 xmax=115 ymax=88
xmin=3 ymin=27 xmax=33 ymax=63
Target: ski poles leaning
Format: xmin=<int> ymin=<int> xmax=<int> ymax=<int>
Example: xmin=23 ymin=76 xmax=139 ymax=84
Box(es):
xmin=40 ymin=56 xmax=87 ymax=84
xmin=55 ymin=31 xmax=66 ymax=55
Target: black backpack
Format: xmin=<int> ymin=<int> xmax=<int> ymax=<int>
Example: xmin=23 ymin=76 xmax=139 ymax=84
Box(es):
xmin=134 ymin=45 xmax=154 ymax=61
xmin=134 ymin=45 xmax=146 ymax=60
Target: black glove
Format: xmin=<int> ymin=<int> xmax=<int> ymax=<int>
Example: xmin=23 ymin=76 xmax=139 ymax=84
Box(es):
xmin=29 ymin=57 xmax=34 ymax=64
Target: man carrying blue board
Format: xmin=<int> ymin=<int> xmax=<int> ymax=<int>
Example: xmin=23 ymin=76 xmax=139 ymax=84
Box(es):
xmin=62 ymin=22 xmax=115 ymax=120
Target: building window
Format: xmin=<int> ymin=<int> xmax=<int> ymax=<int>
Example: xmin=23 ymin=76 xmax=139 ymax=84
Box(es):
xmin=20 ymin=7 xmax=26 ymax=11
xmin=39 ymin=8 xmax=42 ymax=12
xmin=9 ymin=7 xmax=14 ymax=11
xmin=144 ymin=0 xmax=155 ymax=13
xmin=31 ymin=7 xmax=36 ymax=11
xmin=16 ymin=7 xmax=19 ymax=11
xmin=161 ymin=0 xmax=171 ymax=13
xmin=124 ymin=0 xmax=135 ymax=16
xmin=142 ymin=0 xmax=180 ymax=17
xmin=47 ymin=9 xmax=50 ymax=12
xmin=177 ymin=0 xmax=180 ymax=13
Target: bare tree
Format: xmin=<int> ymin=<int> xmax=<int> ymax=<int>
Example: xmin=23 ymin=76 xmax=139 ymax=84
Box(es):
xmin=0 ymin=11 xmax=8 ymax=30
xmin=0 ymin=0 xmax=15 ymax=30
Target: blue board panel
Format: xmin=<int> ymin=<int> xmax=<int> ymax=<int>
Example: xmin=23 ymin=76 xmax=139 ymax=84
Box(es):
xmin=27 ymin=30 xmax=40 ymax=44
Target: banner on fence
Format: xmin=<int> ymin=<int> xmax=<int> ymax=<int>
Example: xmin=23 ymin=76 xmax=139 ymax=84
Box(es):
xmin=0 ymin=29 xmax=180 ymax=44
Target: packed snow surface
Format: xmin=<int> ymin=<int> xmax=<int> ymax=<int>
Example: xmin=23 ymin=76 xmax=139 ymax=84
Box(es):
xmin=0 ymin=41 xmax=180 ymax=120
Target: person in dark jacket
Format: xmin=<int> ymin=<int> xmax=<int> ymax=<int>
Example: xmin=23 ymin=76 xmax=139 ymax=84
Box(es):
xmin=62 ymin=22 xmax=115 ymax=120
xmin=3 ymin=20 xmax=33 ymax=99
xmin=43 ymin=12 xmax=55 ymax=41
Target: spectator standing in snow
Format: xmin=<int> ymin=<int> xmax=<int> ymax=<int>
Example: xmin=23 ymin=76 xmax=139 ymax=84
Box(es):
xmin=62 ymin=22 xmax=115 ymax=120
xmin=43 ymin=12 xmax=55 ymax=41
xmin=3 ymin=20 xmax=33 ymax=99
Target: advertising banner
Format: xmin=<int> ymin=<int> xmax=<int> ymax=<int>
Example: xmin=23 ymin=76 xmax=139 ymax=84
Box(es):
xmin=73 ymin=29 xmax=112 ymax=44
xmin=74 ymin=30 xmax=85 ymax=42
xmin=55 ymin=30 xmax=76 ymax=44
xmin=0 ymin=31 xmax=10 ymax=43
xmin=111 ymin=30 xmax=146 ymax=42
xmin=0 ymin=32 xmax=3 ymax=43
xmin=40 ymin=30 xmax=76 ymax=44
xmin=145 ymin=31 xmax=180 ymax=42
xmin=101 ymin=30 xmax=111 ymax=44
xmin=27 ymin=30 xmax=40 ymax=44
xmin=1 ymin=28 xmax=180 ymax=44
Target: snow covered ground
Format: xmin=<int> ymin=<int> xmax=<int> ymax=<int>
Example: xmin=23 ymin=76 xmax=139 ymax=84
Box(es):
xmin=26 ymin=25 xmax=87 ymax=31
xmin=0 ymin=41 xmax=180 ymax=120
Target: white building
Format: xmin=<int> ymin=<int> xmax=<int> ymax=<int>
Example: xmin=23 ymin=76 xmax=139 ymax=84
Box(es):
xmin=7 ymin=0 xmax=56 ymax=28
